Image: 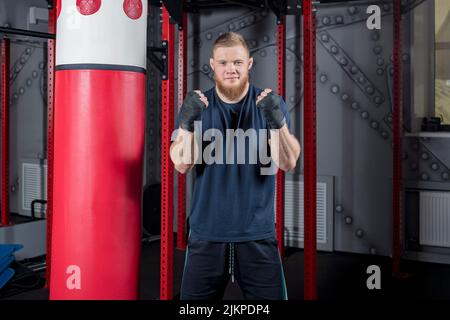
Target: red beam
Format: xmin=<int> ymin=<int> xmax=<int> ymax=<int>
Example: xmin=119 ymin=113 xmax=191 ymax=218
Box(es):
xmin=160 ymin=4 xmax=175 ymax=300
xmin=176 ymin=13 xmax=188 ymax=251
xmin=276 ymin=18 xmax=286 ymax=258
xmin=303 ymin=0 xmax=317 ymax=300
xmin=392 ymin=0 xmax=403 ymax=279
xmin=1 ymin=38 xmax=10 ymax=227
xmin=45 ymin=4 xmax=56 ymax=288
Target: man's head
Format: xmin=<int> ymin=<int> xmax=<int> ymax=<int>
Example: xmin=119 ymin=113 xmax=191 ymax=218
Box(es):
xmin=210 ymin=32 xmax=253 ymax=101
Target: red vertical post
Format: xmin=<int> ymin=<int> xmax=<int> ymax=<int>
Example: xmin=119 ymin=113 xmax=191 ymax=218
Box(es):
xmin=303 ymin=0 xmax=317 ymax=300
xmin=1 ymin=38 xmax=10 ymax=227
xmin=45 ymin=4 xmax=56 ymax=288
xmin=392 ymin=0 xmax=402 ymax=279
xmin=276 ymin=17 xmax=286 ymax=258
xmin=160 ymin=4 xmax=175 ymax=300
xmin=177 ymin=12 xmax=188 ymax=251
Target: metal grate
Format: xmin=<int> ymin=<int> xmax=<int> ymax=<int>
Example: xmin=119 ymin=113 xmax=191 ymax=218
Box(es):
xmin=284 ymin=180 xmax=327 ymax=244
xmin=420 ymin=191 xmax=450 ymax=248
xmin=22 ymin=162 xmax=47 ymax=215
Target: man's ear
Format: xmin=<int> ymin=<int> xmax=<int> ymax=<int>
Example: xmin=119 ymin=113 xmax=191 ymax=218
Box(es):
xmin=248 ymin=57 xmax=254 ymax=70
xmin=209 ymin=58 xmax=214 ymax=72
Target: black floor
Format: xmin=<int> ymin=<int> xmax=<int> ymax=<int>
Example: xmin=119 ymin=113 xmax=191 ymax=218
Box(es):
xmin=2 ymin=240 xmax=450 ymax=300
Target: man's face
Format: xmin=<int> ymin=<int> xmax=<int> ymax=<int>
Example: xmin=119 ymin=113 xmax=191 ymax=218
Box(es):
xmin=210 ymin=45 xmax=253 ymax=100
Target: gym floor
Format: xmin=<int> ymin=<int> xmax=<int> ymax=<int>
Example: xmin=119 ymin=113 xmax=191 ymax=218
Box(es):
xmin=2 ymin=239 xmax=450 ymax=300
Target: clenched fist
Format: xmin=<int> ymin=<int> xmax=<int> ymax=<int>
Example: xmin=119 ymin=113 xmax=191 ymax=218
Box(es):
xmin=256 ymin=88 xmax=286 ymax=130
xmin=179 ymin=90 xmax=209 ymax=132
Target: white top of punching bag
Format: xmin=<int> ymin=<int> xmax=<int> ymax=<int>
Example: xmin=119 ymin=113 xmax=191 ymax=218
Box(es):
xmin=56 ymin=0 xmax=147 ymax=70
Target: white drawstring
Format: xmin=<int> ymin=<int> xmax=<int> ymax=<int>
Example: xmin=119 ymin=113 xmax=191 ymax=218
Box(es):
xmin=228 ymin=243 xmax=235 ymax=283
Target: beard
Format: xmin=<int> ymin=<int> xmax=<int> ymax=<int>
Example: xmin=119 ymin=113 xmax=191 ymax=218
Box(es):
xmin=215 ymin=72 xmax=249 ymax=101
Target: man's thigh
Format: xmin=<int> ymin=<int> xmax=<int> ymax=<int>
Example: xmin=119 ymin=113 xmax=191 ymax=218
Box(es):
xmin=234 ymin=238 xmax=287 ymax=300
xmin=180 ymin=238 xmax=230 ymax=300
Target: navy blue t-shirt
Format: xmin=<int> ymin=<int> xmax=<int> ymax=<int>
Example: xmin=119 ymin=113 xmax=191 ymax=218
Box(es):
xmin=174 ymin=84 xmax=291 ymax=242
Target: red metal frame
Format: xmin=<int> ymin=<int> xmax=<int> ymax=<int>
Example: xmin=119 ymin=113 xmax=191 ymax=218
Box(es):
xmin=392 ymin=0 xmax=404 ymax=279
xmin=276 ymin=18 xmax=286 ymax=258
xmin=45 ymin=4 xmax=56 ymax=288
xmin=176 ymin=13 xmax=188 ymax=251
xmin=1 ymin=38 xmax=10 ymax=227
xmin=160 ymin=4 xmax=175 ymax=300
xmin=303 ymin=0 xmax=317 ymax=300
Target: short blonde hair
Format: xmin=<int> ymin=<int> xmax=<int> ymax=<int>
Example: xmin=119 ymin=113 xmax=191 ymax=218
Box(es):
xmin=212 ymin=32 xmax=250 ymax=57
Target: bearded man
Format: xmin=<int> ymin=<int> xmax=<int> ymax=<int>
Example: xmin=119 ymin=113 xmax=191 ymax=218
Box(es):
xmin=170 ymin=32 xmax=301 ymax=300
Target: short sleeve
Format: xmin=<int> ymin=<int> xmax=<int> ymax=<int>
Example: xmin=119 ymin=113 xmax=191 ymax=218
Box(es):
xmin=279 ymin=98 xmax=291 ymax=131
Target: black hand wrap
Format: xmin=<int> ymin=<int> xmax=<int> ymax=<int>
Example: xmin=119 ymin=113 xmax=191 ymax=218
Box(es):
xmin=179 ymin=91 xmax=207 ymax=132
xmin=257 ymin=91 xmax=286 ymax=129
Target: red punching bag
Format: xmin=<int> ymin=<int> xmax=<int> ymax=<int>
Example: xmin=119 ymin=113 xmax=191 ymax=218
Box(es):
xmin=50 ymin=0 xmax=147 ymax=299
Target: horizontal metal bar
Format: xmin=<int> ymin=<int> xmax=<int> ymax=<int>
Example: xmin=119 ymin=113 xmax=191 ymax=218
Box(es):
xmin=0 ymin=27 xmax=55 ymax=39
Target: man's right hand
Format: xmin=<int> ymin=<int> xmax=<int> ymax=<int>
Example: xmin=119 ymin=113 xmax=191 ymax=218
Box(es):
xmin=179 ymin=90 xmax=208 ymax=132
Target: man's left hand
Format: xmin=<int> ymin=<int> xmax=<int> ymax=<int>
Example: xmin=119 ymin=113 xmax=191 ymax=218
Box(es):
xmin=256 ymin=88 xmax=286 ymax=130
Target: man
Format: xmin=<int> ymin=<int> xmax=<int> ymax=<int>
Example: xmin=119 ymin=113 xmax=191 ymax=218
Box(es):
xmin=170 ymin=32 xmax=301 ymax=300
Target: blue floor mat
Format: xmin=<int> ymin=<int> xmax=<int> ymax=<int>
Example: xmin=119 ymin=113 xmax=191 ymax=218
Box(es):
xmin=0 ymin=244 xmax=23 ymax=261
xmin=0 ymin=244 xmax=24 ymax=289
xmin=0 ymin=256 xmax=14 ymax=274
xmin=0 ymin=268 xmax=15 ymax=289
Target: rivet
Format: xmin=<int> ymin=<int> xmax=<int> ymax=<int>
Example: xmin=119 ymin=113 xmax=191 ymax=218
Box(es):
xmin=374 ymin=96 xmax=383 ymax=104
xmin=351 ymin=102 xmax=359 ymax=110
xmin=366 ymin=86 xmax=374 ymax=95
xmin=373 ymin=46 xmax=382 ymax=54
xmin=331 ymin=85 xmax=340 ymax=94
xmin=371 ymin=31 xmax=380 ymax=41
xmin=361 ymin=111 xmax=369 ymax=119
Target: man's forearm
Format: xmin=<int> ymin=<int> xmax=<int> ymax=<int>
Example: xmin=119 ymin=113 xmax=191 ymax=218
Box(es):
xmin=170 ymin=128 xmax=198 ymax=174
xmin=269 ymin=124 xmax=301 ymax=172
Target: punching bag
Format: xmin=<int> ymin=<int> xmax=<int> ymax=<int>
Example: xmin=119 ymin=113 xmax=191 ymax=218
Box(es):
xmin=50 ymin=0 xmax=147 ymax=299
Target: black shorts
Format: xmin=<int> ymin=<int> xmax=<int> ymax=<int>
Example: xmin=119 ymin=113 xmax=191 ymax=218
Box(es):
xmin=180 ymin=237 xmax=288 ymax=300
